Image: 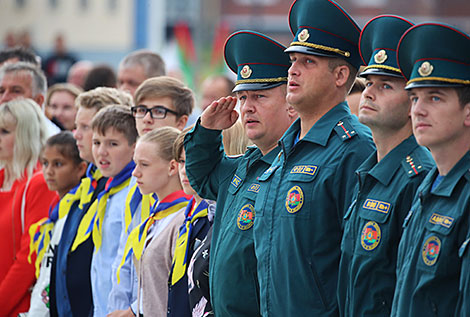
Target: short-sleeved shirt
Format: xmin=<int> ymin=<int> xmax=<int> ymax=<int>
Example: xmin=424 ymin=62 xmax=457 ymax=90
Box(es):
xmin=184 ymin=121 xmax=279 ymax=316
xmin=253 ymin=102 xmax=375 ymax=316
xmin=338 ymin=135 xmax=434 ymax=316
xmin=391 ymin=151 xmax=470 ymax=316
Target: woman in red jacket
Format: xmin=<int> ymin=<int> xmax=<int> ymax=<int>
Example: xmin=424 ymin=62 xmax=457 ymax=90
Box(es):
xmin=0 ymin=98 xmax=58 ymax=316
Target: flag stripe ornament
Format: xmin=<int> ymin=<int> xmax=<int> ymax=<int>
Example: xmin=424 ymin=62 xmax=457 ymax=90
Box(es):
xmin=71 ymin=161 xmax=135 ymax=252
xmin=170 ymin=198 xmax=209 ymax=285
xmin=174 ymin=22 xmax=197 ymax=89
xmin=116 ymin=190 xmax=191 ymax=283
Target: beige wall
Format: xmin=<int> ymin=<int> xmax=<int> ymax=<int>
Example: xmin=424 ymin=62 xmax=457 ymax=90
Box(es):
xmin=0 ymin=0 xmax=134 ymax=51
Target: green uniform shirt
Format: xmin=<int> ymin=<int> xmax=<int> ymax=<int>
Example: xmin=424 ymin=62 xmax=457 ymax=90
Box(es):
xmin=457 ymin=233 xmax=470 ymax=316
xmin=184 ymin=121 xmax=278 ymax=317
xmin=253 ymin=103 xmax=375 ymax=316
xmin=391 ymin=151 xmax=470 ymax=316
xmin=338 ymin=135 xmax=434 ymax=316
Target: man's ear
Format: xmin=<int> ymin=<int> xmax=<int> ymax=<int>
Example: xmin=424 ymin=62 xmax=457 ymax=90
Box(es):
xmin=334 ymin=65 xmax=350 ymax=88
xmin=287 ymin=105 xmax=298 ymax=121
xmin=34 ymin=94 xmax=45 ymax=108
xmin=176 ymin=115 xmax=188 ymax=131
xmin=463 ymin=102 xmax=470 ymax=127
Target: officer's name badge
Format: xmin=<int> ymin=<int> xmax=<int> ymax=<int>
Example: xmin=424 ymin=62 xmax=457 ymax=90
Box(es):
xmin=231 ymin=175 xmax=242 ymax=188
xmin=429 ymin=213 xmax=454 ymax=228
xmin=247 ymin=183 xmax=260 ymax=193
xmin=290 ymin=165 xmax=317 ymax=176
xmin=363 ymin=199 xmax=390 ymax=214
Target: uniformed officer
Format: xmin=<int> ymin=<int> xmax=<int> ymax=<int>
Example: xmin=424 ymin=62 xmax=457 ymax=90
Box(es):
xmin=251 ymin=0 xmax=375 ymax=315
xmin=337 ymin=15 xmax=435 ymax=316
xmin=184 ymin=30 xmax=297 ymax=316
xmin=458 ymin=235 xmax=470 ymax=316
xmin=391 ymin=22 xmax=470 ymax=316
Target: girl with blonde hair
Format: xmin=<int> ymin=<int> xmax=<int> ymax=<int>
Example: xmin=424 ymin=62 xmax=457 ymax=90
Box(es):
xmin=0 ymin=98 xmax=58 ymax=316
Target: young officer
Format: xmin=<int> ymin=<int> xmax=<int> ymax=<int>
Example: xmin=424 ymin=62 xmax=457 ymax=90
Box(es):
xmin=252 ymin=0 xmax=375 ymax=315
xmin=391 ymin=22 xmax=470 ymax=316
xmin=184 ymin=30 xmax=297 ymax=316
xmin=337 ymin=15 xmax=435 ymax=316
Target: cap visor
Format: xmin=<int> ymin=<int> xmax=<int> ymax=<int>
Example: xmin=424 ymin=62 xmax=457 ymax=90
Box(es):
xmin=232 ymin=81 xmax=285 ymax=93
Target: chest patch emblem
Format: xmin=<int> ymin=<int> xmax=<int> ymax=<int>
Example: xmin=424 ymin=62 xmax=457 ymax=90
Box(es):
xmin=231 ymin=175 xmax=241 ymax=188
xmin=422 ymin=236 xmax=441 ymax=266
xmin=361 ymin=221 xmax=381 ymax=251
xmin=285 ymin=185 xmax=304 ymax=214
xmin=363 ymin=199 xmax=390 ymax=214
xmin=247 ymin=183 xmax=260 ymax=193
xmin=237 ymin=204 xmax=255 ymax=230
xmin=429 ymin=213 xmax=454 ymax=228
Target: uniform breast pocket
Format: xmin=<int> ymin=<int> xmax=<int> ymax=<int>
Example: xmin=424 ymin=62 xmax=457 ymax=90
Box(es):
xmin=254 ymin=165 xmax=278 ymax=218
xmin=354 ymin=200 xmax=393 ymax=256
xmin=223 ymin=175 xmax=245 ymax=222
xmin=281 ymin=166 xmax=319 ymax=220
xmin=229 ymin=190 xmax=258 ymax=238
xmin=417 ymin=217 xmax=455 ymax=272
xmin=341 ymin=199 xmax=357 ymax=253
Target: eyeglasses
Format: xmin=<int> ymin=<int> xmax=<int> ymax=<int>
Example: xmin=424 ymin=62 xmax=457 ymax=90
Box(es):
xmin=131 ymin=105 xmax=179 ymax=119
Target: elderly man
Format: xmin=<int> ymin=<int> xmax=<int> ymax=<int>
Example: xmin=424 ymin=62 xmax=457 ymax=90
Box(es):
xmin=117 ymin=49 xmax=166 ymax=96
xmin=0 ymin=62 xmax=60 ymax=136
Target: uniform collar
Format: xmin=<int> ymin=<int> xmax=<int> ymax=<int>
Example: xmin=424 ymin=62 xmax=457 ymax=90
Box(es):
xmin=359 ymin=135 xmax=420 ymax=186
xmin=425 ymin=151 xmax=470 ymax=197
xmin=280 ymin=102 xmax=352 ymax=152
xmin=242 ymin=145 xmax=280 ymax=170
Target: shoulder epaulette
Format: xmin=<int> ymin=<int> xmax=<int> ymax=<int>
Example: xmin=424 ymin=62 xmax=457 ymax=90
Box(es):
xmin=401 ymin=153 xmax=425 ymax=177
xmin=334 ymin=120 xmax=357 ymax=142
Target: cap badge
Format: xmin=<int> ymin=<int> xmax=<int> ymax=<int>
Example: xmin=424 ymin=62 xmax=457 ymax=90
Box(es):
xmin=240 ymin=65 xmax=252 ymax=79
xmin=298 ymin=29 xmax=310 ymax=43
xmin=418 ymin=61 xmax=434 ymax=77
xmin=374 ymin=50 xmax=387 ymax=64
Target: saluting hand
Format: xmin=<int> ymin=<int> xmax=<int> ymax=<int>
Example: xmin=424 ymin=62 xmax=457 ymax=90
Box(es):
xmin=200 ymin=96 xmax=239 ymax=130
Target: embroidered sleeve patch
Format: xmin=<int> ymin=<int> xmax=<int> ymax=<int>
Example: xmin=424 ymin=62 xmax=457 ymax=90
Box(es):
xmin=290 ymin=165 xmax=317 ymax=176
xmin=231 ymin=175 xmax=242 ymax=188
xmin=429 ymin=213 xmax=454 ymax=228
xmin=362 ymin=199 xmax=391 ymax=214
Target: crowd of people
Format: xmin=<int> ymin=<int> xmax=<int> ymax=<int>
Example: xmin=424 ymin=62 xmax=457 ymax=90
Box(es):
xmin=0 ymin=0 xmax=470 ymax=316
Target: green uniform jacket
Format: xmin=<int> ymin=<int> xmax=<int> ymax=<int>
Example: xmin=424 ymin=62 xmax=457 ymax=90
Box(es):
xmin=338 ymin=135 xmax=434 ymax=316
xmin=457 ymin=233 xmax=470 ymax=316
xmin=391 ymin=151 xmax=470 ymax=317
xmin=184 ymin=120 xmax=278 ymax=316
xmin=253 ymin=103 xmax=375 ymax=316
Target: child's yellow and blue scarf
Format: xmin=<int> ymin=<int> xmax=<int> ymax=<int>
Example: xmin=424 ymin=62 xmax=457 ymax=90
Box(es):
xmin=117 ymin=190 xmax=190 ymax=283
xmin=170 ymin=198 xmax=209 ymax=285
xmin=71 ymin=161 xmax=135 ymax=252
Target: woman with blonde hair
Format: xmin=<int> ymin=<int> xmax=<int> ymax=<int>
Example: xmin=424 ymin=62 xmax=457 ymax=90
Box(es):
xmin=0 ymin=98 xmax=58 ymax=316
xmin=45 ymin=83 xmax=83 ymax=131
